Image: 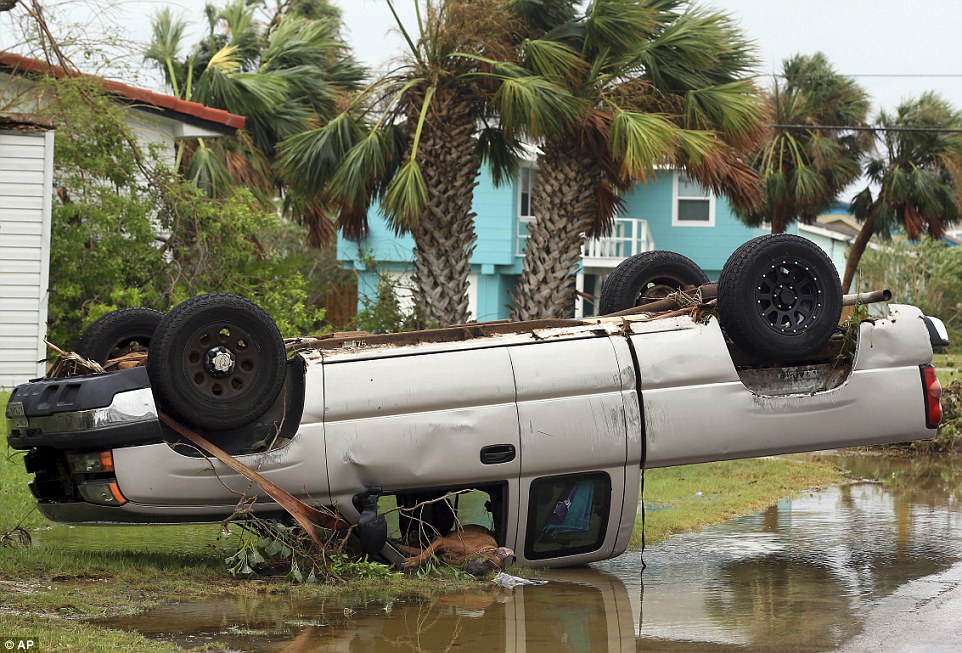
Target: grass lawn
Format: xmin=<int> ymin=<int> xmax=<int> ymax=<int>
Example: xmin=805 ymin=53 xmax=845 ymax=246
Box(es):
xmin=1 ymin=390 xmax=842 ymax=651
xmin=635 ymin=457 xmax=841 ymax=548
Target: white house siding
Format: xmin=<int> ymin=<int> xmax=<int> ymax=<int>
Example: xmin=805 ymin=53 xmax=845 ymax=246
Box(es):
xmin=798 ymin=223 xmax=854 ymax=292
xmin=0 ymin=127 xmax=54 ymax=388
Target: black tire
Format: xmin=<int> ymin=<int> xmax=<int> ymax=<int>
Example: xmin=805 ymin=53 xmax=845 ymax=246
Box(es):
xmin=146 ymin=294 xmax=286 ymax=431
xmin=599 ymin=251 xmax=709 ymax=315
xmin=76 ymin=308 xmax=164 ymax=364
xmin=717 ymin=234 xmax=842 ymax=362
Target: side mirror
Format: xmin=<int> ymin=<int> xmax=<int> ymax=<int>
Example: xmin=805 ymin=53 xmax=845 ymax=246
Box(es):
xmin=352 ymin=487 xmax=387 ymax=554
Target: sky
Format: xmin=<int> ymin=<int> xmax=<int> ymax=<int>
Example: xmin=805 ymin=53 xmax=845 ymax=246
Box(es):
xmin=1 ymin=0 xmax=961 ymax=115
xmin=336 ymin=0 xmax=962 ymax=114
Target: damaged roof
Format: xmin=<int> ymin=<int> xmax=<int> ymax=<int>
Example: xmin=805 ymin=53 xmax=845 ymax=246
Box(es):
xmin=0 ymin=50 xmax=245 ymax=134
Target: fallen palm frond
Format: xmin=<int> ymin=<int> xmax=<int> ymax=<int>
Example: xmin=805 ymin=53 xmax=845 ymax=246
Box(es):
xmin=158 ymin=411 xmax=348 ymax=546
xmin=44 ymin=341 xmax=104 ymax=378
xmin=0 ymin=526 xmax=31 ymax=549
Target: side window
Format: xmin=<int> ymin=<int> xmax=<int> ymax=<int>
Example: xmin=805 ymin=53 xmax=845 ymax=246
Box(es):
xmin=525 ymin=472 xmax=611 ymax=560
xmin=517 ymin=166 xmax=538 ymax=255
xmin=519 ymin=166 xmax=537 ymax=219
xmin=377 ymin=484 xmax=506 ymax=547
xmin=673 ymin=173 xmax=715 ymax=227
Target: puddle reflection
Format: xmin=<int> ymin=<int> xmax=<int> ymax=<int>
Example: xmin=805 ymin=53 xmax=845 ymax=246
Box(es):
xmin=97 ymin=455 xmax=962 ymax=652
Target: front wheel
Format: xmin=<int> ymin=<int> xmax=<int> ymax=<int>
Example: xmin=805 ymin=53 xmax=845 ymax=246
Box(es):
xmin=717 ymin=234 xmax=842 ymax=362
xmin=146 ymin=294 xmax=286 ymax=431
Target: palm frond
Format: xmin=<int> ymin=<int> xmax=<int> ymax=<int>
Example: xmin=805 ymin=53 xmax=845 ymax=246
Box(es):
xmin=490 ymin=67 xmax=584 ymax=139
xmin=144 ymin=8 xmax=189 ymax=96
xmin=584 ymin=0 xmax=661 ymax=58
xmin=476 ymin=127 xmax=525 ymax=187
xmin=685 ymin=81 xmax=763 ymax=143
xmin=185 ymin=139 xmax=234 ymax=197
xmin=206 ymin=44 xmax=243 ymax=76
xmin=329 ymin=129 xmax=396 ymax=215
xmin=609 ymin=110 xmax=677 ymax=177
xmin=511 ymin=0 xmax=580 ymax=36
xmin=672 ymin=128 xmax=719 ymax=165
xmin=520 ymin=38 xmax=586 ymax=86
xmin=216 ymin=0 xmax=263 ymax=66
xmin=277 ymin=112 xmax=367 ymax=195
xmin=381 ymin=159 xmax=429 ymax=231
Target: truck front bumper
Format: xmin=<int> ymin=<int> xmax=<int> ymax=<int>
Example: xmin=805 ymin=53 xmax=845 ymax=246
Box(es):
xmin=6 ymin=367 xmax=164 ymax=451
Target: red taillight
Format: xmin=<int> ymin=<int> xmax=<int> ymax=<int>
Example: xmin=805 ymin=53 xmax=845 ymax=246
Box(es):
xmin=921 ymin=365 xmax=942 ymax=429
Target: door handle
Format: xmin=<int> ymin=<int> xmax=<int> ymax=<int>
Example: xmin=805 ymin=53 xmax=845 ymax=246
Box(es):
xmin=480 ymin=444 xmax=516 ymax=464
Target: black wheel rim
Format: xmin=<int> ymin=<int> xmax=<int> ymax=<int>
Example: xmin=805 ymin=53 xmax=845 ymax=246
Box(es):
xmin=181 ymin=320 xmax=260 ymax=402
xmin=754 ymin=258 xmax=825 ymax=335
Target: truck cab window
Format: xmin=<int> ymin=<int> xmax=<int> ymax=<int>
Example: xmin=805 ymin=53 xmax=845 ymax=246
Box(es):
xmin=525 ymin=472 xmax=611 ymax=560
xmin=378 ymin=484 xmax=506 ymax=548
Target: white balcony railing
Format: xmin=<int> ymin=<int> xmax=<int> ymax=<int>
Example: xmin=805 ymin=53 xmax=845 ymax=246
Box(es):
xmin=516 ymin=216 xmax=655 ymax=265
xmin=583 ymin=217 xmax=654 ymax=265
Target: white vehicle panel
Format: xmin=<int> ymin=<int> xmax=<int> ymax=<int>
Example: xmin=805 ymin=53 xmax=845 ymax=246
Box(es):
xmin=112 ymin=425 xmax=328 ymax=505
xmin=321 ymin=346 xmax=521 ymax=512
xmin=636 ymin=306 xmax=934 ymax=468
xmin=510 ymin=337 xmax=634 ymax=565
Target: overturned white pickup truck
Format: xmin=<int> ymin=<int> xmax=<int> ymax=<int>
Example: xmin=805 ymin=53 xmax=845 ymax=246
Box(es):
xmin=5 ymin=235 xmax=948 ymax=567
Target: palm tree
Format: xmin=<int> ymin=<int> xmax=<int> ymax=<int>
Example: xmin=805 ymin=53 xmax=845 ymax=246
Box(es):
xmin=510 ymin=0 xmax=766 ymax=320
xmin=843 ymin=92 xmax=962 ymax=290
xmin=278 ymin=0 xmax=577 ymax=326
xmin=144 ymin=0 xmax=364 ymax=245
xmin=735 ymin=52 xmax=871 ymax=234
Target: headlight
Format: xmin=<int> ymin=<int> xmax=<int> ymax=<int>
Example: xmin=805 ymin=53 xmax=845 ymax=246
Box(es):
xmin=77 ymin=480 xmax=127 ymax=506
xmin=67 ymin=451 xmax=114 ymax=474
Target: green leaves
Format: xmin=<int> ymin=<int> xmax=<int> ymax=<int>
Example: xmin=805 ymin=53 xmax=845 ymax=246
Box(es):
xmin=520 ymin=38 xmax=586 ymax=85
xmin=185 ymin=139 xmax=234 ymax=196
xmin=608 ymin=109 xmax=718 ymax=177
xmin=609 ymin=110 xmax=676 ymax=176
xmin=491 ymin=64 xmax=584 ymax=139
xmin=735 ymin=52 xmax=870 ymax=232
xmin=382 ymin=159 xmax=429 ymax=230
xmin=585 ymin=0 xmax=661 ymax=58
xmin=685 ymin=81 xmax=763 ymax=143
xmin=856 ymin=92 xmax=962 ymax=240
xmin=477 ymin=126 xmax=525 ymax=187
xmin=143 ymin=2 xmax=364 ymax=245
xmin=330 ymin=128 xmax=397 ymax=216
xmin=143 ymin=7 xmax=188 ymax=96
xmin=279 ymin=112 xmax=367 ymax=194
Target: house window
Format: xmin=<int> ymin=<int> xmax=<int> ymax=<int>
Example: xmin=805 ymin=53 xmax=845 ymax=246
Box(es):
xmin=517 ymin=166 xmax=538 ymax=255
xmin=519 ymin=166 xmax=537 ymax=219
xmin=673 ymin=173 xmax=715 ymax=227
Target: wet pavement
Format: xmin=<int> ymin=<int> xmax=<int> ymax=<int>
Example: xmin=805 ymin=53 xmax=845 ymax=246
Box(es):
xmin=95 ymin=454 xmax=962 ymax=652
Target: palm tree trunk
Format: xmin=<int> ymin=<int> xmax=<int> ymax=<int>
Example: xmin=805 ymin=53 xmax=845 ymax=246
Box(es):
xmin=411 ymin=94 xmax=480 ymax=327
xmin=511 ymin=137 xmax=598 ymax=320
xmin=771 ymin=204 xmax=785 ymax=234
xmin=842 ymin=211 xmax=876 ymax=292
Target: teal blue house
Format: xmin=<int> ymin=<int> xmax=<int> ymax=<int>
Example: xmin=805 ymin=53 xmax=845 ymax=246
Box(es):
xmin=337 ymin=165 xmax=852 ymax=321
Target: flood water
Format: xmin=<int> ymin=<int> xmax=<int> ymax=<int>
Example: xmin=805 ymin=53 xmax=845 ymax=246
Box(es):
xmin=97 ymin=454 xmax=962 ymax=652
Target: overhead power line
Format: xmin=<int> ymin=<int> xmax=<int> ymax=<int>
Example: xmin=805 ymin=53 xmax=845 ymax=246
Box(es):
xmin=771 ymin=124 xmax=962 ymax=134
xmin=769 ymin=73 xmax=962 ymax=79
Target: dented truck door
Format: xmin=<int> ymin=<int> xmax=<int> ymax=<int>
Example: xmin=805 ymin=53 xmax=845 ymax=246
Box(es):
xmin=320 ymin=345 xmax=522 ymax=532
xmin=508 ymin=335 xmax=642 ymax=566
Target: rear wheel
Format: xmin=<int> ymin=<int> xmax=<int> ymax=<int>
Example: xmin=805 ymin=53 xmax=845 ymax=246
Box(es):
xmin=76 ymin=308 xmax=164 ymax=364
xmin=146 ymin=294 xmax=286 ymax=431
xmin=599 ymin=251 xmax=709 ymax=315
xmin=717 ymin=234 xmax=842 ymax=362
